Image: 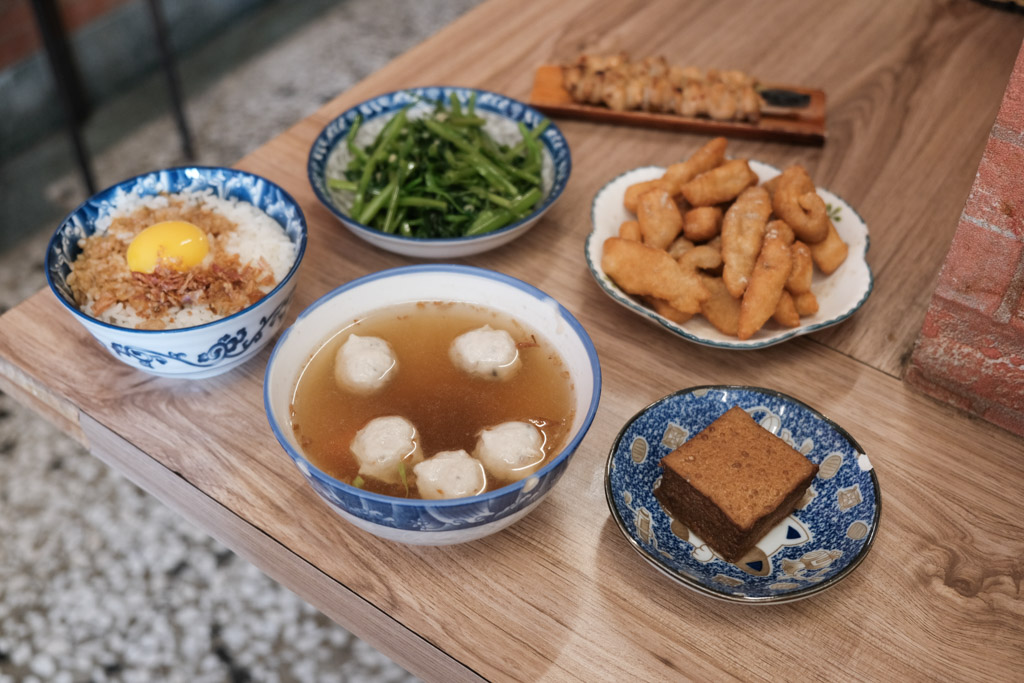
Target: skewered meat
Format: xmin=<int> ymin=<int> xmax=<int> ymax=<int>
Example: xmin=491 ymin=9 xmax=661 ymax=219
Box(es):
xmin=561 ymin=54 xmax=763 ymax=122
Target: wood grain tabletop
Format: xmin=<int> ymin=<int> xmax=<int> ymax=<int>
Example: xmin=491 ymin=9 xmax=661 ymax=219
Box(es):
xmin=2 ymin=0 xmax=1023 ymax=680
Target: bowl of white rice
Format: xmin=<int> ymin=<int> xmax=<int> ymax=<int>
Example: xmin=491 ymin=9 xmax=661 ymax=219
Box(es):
xmin=46 ymin=166 xmax=307 ymax=379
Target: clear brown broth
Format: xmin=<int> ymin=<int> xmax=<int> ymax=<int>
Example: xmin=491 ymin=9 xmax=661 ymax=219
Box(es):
xmin=289 ymin=301 xmax=575 ymax=498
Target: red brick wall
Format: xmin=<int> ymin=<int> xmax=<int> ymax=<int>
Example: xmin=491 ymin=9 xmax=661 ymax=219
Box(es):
xmin=0 ymin=0 xmax=132 ymax=70
xmin=906 ymin=41 xmax=1024 ymax=438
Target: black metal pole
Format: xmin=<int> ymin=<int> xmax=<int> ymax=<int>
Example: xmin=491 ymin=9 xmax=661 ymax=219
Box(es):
xmin=145 ymin=0 xmax=195 ymax=160
xmin=28 ymin=0 xmax=96 ymax=194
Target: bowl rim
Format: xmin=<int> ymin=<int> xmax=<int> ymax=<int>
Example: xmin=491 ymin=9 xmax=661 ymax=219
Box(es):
xmin=44 ymin=164 xmax=308 ymax=335
xmin=603 ymin=384 xmax=882 ymax=604
xmin=264 ymin=263 xmax=603 ymax=510
xmin=306 ymin=86 xmax=572 ymax=246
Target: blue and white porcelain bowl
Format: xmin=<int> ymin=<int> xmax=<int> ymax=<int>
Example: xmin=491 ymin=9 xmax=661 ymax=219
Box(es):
xmin=264 ymin=265 xmax=602 ymax=544
xmin=308 ymin=87 xmax=572 ymax=258
xmin=606 ymin=386 xmax=881 ymax=603
xmin=45 ymin=166 xmax=307 ymax=379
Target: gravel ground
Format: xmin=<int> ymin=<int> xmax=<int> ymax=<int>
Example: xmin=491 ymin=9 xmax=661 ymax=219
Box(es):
xmin=0 ymin=1 xmax=480 ymax=680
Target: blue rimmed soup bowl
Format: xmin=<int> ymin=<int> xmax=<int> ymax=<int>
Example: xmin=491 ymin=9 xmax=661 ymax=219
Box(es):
xmin=308 ymin=87 xmax=572 ymax=259
xmin=264 ymin=264 xmax=602 ymax=544
xmin=45 ymin=166 xmax=307 ymax=379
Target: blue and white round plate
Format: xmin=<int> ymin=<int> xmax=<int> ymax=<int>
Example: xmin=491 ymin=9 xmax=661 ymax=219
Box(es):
xmin=605 ymin=386 xmax=881 ymax=604
xmin=586 ymin=161 xmax=873 ymax=349
xmin=308 ymin=86 xmax=571 ymax=259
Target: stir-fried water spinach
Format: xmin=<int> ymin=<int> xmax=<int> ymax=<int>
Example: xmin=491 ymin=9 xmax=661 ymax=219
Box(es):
xmin=328 ymin=95 xmax=550 ymax=238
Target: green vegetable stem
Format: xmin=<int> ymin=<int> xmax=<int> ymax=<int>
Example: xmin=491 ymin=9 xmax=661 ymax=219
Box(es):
xmin=327 ymin=94 xmax=549 ymax=239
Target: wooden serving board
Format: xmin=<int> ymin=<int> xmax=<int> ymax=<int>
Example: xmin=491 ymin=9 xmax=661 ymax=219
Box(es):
xmin=529 ymin=64 xmax=826 ymax=145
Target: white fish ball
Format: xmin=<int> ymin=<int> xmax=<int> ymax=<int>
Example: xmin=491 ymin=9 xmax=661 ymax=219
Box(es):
xmin=449 ymin=325 xmax=521 ymax=380
xmin=473 ymin=421 xmax=545 ymax=481
xmin=350 ymin=416 xmax=423 ymax=484
xmin=334 ymin=334 xmax=397 ymax=393
xmin=413 ymin=450 xmax=487 ymax=500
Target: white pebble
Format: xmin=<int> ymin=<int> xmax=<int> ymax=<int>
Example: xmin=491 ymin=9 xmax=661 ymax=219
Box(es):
xmin=11 ymin=642 xmax=30 ymax=666
xmin=29 ymin=654 xmax=56 ymax=678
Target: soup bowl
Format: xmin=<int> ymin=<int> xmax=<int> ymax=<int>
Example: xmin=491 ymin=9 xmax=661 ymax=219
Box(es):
xmin=45 ymin=166 xmax=308 ymax=379
xmin=264 ymin=265 xmax=602 ymax=544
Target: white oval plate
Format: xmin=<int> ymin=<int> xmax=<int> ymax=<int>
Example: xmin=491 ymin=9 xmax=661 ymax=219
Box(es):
xmin=585 ymin=161 xmax=872 ymax=349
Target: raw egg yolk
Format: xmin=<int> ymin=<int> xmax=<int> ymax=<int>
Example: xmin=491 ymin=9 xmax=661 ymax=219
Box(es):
xmin=126 ymin=220 xmax=209 ymax=273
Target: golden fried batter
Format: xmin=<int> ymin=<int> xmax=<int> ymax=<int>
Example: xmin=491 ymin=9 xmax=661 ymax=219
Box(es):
xmin=721 ymin=187 xmax=773 ymax=298
xmin=737 ymin=223 xmax=792 ymax=340
xmin=772 ymin=166 xmax=828 ymax=244
xmin=602 ymin=237 xmax=709 ymax=315
xmin=680 ymin=159 xmax=757 ymax=207
xmin=808 ymin=219 xmax=849 ymax=274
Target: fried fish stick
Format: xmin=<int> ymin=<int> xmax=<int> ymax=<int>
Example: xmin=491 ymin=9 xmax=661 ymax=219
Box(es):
xmin=772 ymin=219 xmax=795 ymax=245
xmin=619 ymin=219 xmax=642 ymax=241
xmin=772 ymin=290 xmax=800 ymax=328
xmin=637 ymin=187 xmax=684 ymax=250
xmin=808 ymin=219 xmax=849 ymax=274
xmin=682 ymin=206 xmax=723 ymax=242
xmin=737 ymin=224 xmax=793 ymax=340
xmin=680 ymin=159 xmax=758 ymax=207
xmin=761 ymin=174 xmax=782 ymax=199
xmin=794 ymin=291 xmax=819 ymax=316
xmin=667 ymin=235 xmax=695 ymax=259
xmin=663 ymin=137 xmax=728 ymax=193
xmin=786 ymin=240 xmax=814 ymax=294
xmin=602 ymin=237 xmax=709 ymax=314
xmin=721 ymin=187 xmax=772 ymax=298
xmin=624 ymin=178 xmax=670 ymax=213
xmin=644 ymin=296 xmax=694 ymax=324
xmin=677 ymin=244 xmax=723 ymax=271
xmin=773 ymin=166 xmax=828 ymax=243
xmin=698 ymin=275 xmax=742 ymax=336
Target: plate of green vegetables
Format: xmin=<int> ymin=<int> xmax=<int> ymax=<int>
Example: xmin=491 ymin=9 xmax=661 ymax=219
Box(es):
xmin=308 ymin=87 xmax=572 ymax=258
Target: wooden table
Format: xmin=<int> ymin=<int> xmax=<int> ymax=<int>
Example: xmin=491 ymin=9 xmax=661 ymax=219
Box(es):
xmin=2 ymin=1 xmax=1023 ymax=680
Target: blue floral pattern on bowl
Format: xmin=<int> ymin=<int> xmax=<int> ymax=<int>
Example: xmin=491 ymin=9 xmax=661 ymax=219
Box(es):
xmin=45 ymin=166 xmax=307 ymax=379
xmin=308 ymin=87 xmax=571 ymax=258
xmin=298 ymin=448 xmax=571 ymax=534
xmin=605 ymin=386 xmax=881 ymax=603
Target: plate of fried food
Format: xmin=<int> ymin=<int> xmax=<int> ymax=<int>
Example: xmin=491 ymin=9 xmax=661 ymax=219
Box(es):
xmin=585 ymin=137 xmax=872 ymax=349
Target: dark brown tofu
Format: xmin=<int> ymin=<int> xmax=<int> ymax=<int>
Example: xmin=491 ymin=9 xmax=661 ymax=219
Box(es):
xmin=655 ymin=406 xmax=818 ymax=562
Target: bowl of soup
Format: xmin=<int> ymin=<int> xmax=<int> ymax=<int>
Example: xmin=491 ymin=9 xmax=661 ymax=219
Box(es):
xmin=264 ymin=265 xmax=601 ymax=544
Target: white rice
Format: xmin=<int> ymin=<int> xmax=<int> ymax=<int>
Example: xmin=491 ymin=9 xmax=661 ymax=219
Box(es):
xmin=82 ymin=189 xmax=296 ymax=329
